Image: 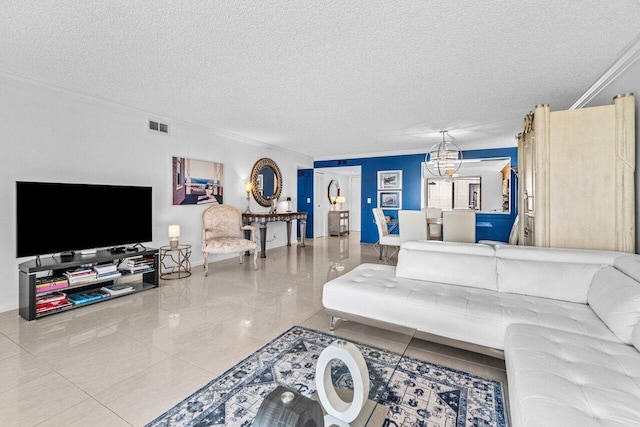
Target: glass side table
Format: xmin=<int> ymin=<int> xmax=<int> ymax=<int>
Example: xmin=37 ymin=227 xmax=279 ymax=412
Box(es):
xmin=159 ymin=244 xmax=192 ymax=280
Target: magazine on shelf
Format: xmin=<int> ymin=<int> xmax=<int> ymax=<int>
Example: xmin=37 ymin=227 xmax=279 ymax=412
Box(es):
xmin=101 ymin=283 xmax=134 ymax=296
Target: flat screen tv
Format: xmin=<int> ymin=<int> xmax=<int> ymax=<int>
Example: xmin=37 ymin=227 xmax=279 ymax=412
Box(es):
xmin=16 ymin=181 xmax=153 ymax=257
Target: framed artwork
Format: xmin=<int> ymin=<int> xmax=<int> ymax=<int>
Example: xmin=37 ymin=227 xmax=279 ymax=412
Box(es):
xmin=378 ymin=170 xmax=402 ymax=190
xmin=378 ymin=191 xmax=402 ymax=210
xmin=172 ymin=156 xmax=224 ymax=205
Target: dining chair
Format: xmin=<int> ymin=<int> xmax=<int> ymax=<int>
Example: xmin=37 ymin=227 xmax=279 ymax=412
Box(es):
xmin=398 ymin=210 xmax=428 ymax=244
xmin=372 ymin=208 xmax=401 ymax=260
xmin=423 ymin=207 xmax=443 ymax=240
xmin=442 ymin=209 xmax=476 ymax=243
xmin=479 ymin=215 xmax=519 ymax=246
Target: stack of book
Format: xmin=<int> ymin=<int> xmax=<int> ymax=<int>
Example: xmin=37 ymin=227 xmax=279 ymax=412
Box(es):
xmin=64 ymin=267 xmax=97 ymax=286
xmin=35 ymin=276 xmax=68 ymax=294
xmin=36 ymin=292 xmax=72 ymax=315
xmin=68 ymin=289 xmax=110 ymax=305
xmin=126 ymin=256 xmax=154 ymax=273
xmin=93 ymin=263 xmax=122 ymax=280
xmin=101 ymin=283 xmax=134 ymax=296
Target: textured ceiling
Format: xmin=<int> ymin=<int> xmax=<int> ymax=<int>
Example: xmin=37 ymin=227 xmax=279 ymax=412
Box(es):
xmin=2 ymin=1 xmax=640 ymax=159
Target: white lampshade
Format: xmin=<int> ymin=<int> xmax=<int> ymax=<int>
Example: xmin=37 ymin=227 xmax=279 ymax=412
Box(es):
xmin=168 ymin=225 xmax=181 ymax=238
xmin=336 ymin=196 xmax=346 ymax=204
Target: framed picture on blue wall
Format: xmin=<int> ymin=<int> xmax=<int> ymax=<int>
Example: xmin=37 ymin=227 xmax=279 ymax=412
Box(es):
xmin=377 ymin=170 xmax=402 ymax=190
xmin=378 ymin=191 xmax=402 ymax=210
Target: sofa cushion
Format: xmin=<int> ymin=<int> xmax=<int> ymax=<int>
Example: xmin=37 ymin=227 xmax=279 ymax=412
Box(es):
xmin=505 ymin=324 xmax=640 ymax=427
xmin=323 ymin=263 xmax=618 ymax=350
xmin=633 ymin=321 xmax=640 ymax=353
xmin=614 ymin=254 xmax=640 ymax=283
xmin=396 ymin=241 xmax=498 ymax=291
xmin=322 ymin=263 xmax=425 ymax=329
xmin=588 ymin=266 xmax=640 ymax=344
xmin=495 ymin=245 xmax=618 ymax=303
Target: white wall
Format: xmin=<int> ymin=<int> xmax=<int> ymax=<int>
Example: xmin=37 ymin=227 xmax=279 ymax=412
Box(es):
xmin=0 ymin=78 xmax=313 ymax=313
xmin=349 ymin=175 xmax=362 ymax=231
xmin=580 ymin=57 xmax=640 ymax=252
xmin=313 ymin=168 xmax=361 ymax=236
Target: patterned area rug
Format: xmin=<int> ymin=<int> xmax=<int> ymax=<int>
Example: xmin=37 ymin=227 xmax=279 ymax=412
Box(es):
xmin=146 ymin=326 xmax=507 ymax=427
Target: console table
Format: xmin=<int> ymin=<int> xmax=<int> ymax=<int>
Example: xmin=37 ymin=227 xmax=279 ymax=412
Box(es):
xmin=242 ymin=212 xmax=308 ymax=258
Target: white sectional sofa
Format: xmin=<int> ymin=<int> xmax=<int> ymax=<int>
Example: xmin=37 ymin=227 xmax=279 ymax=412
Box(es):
xmin=322 ymin=241 xmax=640 ymax=426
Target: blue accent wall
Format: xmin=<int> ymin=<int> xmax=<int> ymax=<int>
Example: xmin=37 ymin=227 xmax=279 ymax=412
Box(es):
xmin=315 ymin=147 xmax=518 ymax=244
xmin=297 ymin=169 xmax=314 ymax=238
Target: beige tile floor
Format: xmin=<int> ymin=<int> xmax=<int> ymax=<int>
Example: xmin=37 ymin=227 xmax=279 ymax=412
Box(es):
xmin=0 ymin=233 xmax=507 ymax=426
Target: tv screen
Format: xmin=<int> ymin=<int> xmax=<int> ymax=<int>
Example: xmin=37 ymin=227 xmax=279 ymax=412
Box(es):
xmin=16 ymin=181 xmax=153 ymax=257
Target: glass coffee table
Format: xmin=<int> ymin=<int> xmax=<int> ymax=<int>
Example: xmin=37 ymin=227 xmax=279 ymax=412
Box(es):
xmin=300 ymin=311 xmax=416 ymax=426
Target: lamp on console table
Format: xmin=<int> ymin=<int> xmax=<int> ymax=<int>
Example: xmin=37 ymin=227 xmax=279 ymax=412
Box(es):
xmin=168 ymin=225 xmax=181 ymax=248
xmin=336 ymin=196 xmax=346 ymax=211
xmin=244 ymin=181 xmax=252 ymax=213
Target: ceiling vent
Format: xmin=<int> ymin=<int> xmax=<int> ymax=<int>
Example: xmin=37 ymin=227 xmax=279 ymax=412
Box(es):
xmin=149 ymin=120 xmax=169 ymax=135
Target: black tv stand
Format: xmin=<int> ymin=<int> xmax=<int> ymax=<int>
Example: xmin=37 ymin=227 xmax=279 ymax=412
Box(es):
xmin=18 ymin=248 xmax=159 ymax=321
xmin=126 ymin=243 xmax=146 ymax=252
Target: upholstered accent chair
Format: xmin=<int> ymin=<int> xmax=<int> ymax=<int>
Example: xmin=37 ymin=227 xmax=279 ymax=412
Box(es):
xmin=202 ymin=205 xmax=258 ymax=275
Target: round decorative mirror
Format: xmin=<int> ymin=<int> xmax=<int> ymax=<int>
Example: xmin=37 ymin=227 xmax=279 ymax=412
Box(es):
xmin=250 ymin=158 xmax=283 ymax=207
xmin=327 ymin=179 xmax=340 ymax=204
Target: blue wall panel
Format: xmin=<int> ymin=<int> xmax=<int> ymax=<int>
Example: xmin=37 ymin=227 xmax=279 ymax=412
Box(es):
xmin=297 ymin=169 xmax=314 ymax=238
xmin=315 ymin=147 xmax=518 ymax=244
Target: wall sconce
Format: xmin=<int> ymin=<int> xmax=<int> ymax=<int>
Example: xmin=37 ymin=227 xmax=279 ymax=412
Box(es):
xmin=335 ymin=196 xmax=346 ymax=211
xmin=244 ymin=181 xmax=253 ymax=213
xmin=168 ymin=225 xmax=181 ymax=248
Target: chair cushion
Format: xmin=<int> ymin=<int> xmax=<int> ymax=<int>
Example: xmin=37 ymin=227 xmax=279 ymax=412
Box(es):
xmin=505 ymin=324 xmax=640 ymax=427
xmin=203 ymin=237 xmax=256 ymax=253
xmin=588 ymin=266 xmax=640 ymax=344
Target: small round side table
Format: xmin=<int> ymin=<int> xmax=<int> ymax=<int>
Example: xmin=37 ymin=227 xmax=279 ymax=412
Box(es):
xmin=159 ymin=244 xmax=192 ymax=280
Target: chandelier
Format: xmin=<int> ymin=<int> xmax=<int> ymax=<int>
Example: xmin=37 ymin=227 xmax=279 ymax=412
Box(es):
xmin=425 ymin=130 xmax=463 ymax=177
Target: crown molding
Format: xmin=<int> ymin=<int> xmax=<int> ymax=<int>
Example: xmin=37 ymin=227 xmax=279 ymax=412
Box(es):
xmin=0 ymin=70 xmax=311 ymax=159
xmin=569 ymin=31 xmax=640 ymax=109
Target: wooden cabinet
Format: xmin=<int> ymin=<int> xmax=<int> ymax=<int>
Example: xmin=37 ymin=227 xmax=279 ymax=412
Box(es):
xmin=329 ymin=210 xmax=350 ymax=236
xmin=517 ymin=94 xmax=635 ymax=252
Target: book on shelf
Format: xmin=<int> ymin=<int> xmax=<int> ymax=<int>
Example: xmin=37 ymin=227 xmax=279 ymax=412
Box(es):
xmin=36 ymin=277 xmax=69 ymax=293
xmin=101 ymin=283 xmax=134 ymax=296
xmin=66 ymin=273 xmax=98 ymax=285
xmin=36 ymin=300 xmax=72 ymax=314
xmin=126 ymin=255 xmax=154 ymax=263
xmin=67 ymin=290 xmax=109 ymax=305
xmin=127 ymin=265 xmax=153 ymax=272
xmin=96 ymin=270 xmax=122 ymax=279
xmin=36 ymin=291 xmax=67 ymax=305
xmin=93 ymin=263 xmax=118 ymax=275
xmin=64 ymin=267 xmax=94 ymax=277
